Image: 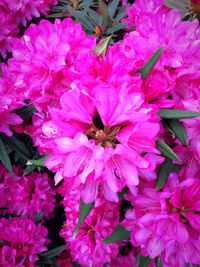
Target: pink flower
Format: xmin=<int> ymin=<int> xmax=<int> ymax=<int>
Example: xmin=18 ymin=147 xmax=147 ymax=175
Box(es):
xmin=56 ymin=250 xmax=72 ymax=267
xmin=102 ymin=145 xmax=148 ymax=201
xmin=55 ymin=133 xmax=104 ymax=184
xmin=0 ymin=66 xmax=23 ymax=136
xmin=8 ymin=18 xmax=95 ymax=112
xmin=59 ymin=185 xmax=120 ymax=267
xmin=121 ymin=0 xmax=200 ymax=110
xmin=124 ymin=174 xmax=200 ymax=266
xmin=2 ymin=0 xmax=57 ymax=26
xmin=44 ymin=85 xmax=159 ymax=201
xmin=0 ymin=0 xmax=57 ymax=57
xmin=0 ymin=165 xmax=55 ymax=220
xmin=123 ymin=0 xmax=167 ymax=30
xmin=109 ymin=249 xmax=136 ymax=267
xmin=0 ymin=217 xmax=48 ymax=266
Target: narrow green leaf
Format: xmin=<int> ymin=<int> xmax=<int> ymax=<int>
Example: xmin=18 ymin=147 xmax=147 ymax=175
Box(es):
xmin=162 ymin=120 xmax=175 ymax=139
xmin=106 ymin=22 xmax=127 ymax=34
xmin=1 ymin=134 xmax=31 ymax=160
xmin=139 ymin=255 xmax=151 ymax=267
xmin=98 ymin=0 xmax=111 ymax=29
xmin=114 ymin=9 xmax=126 ymax=22
xmin=73 ymin=198 xmax=95 ymax=237
xmin=35 ymin=211 xmax=44 ymax=224
xmin=72 ymin=262 xmax=82 ymax=267
xmin=42 ymin=245 xmax=66 ymax=258
xmin=14 ymin=105 xmax=36 ymax=119
xmin=171 ymin=164 xmax=183 ymax=173
xmin=86 ymin=7 xmax=100 ymax=24
xmin=167 ymin=119 xmax=188 ymax=146
xmin=74 ymin=11 xmax=94 ymax=32
xmin=35 ymin=257 xmax=59 ymax=266
xmin=155 ymin=257 xmax=163 ymax=267
xmin=158 ymin=109 xmax=200 ymax=119
xmin=138 ymin=46 xmax=163 ymax=80
xmin=108 ymin=0 xmax=120 ymax=18
xmin=0 ymin=136 xmax=13 ymax=174
xmin=156 ymin=158 xmax=172 ymax=190
xmin=156 ymin=160 xmax=183 ymax=190
xmin=47 ymin=13 xmax=66 ymax=18
xmin=156 ymin=139 xmax=181 ymax=162
xmin=27 ymin=155 xmax=47 ymax=167
xmin=24 ymin=164 xmax=37 ymax=176
xmin=103 ymin=224 xmax=130 ymax=243
xmin=93 ymin=35 xmax=112 ymax=56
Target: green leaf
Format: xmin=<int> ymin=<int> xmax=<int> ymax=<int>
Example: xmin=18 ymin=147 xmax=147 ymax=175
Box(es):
xmin=72 ymin=262 xmax=82 ymax=267
xmin=156 ymin=159 xmax=183 ymax=190
xmin=27 ymin=155 xmax=47 ymax=167
xmin=14 ymin=105 xmax=36 ymax=119
xmin=155 ymin=257 xmax=163 ymax=267
xmin=93 ymin=35 xmax=112 ymax=56
xmin=171 ymin=163 xmax=183 ymax=173
xmin=0 ymin=136 xmax=13 ymax=175
xmin=158 ymin=109 xmax=200 ymax=119
xmin=1 ymin=134 xmax=31 ymax=160
xmin=103 ymin=224 xmax=130 ymax=243
xmin=156 ymin=139 xmax=181 ymax=162
xmin=35 ymin=257 xmax=59 ymax=267
xmin=108 ymin=0 xmax=120 ymax=18
xmin=114 ymin=8 xmax=126 ymax=22
xmin=138 ymin=46 xmax=163 ymax=80
xmin=156 ymin=158 xmax=172 ymax=190
xmin=167 ymin=119 xmax=188 ymax=146
xmin=24 ymin=164 xmax=37 ymax=176
xmin=35 ymin=211 xmax=44 ymax=224
xmin=86 ymin=7 xmax=100 ymax=24
xmin=139 ymin=255 xmax=151 ymax=267
xmin=42 ymin=245 xmax=66 ymax=258
xmin=74 ymin=11 xmax=94 ymax=32
xmin=106 ymin=22 xmax=127 ymax=34
xmin=73 ymin=198 xmax=95 ymax=237
xmin=162 ymin=120 xmax=175 ymax=139
xmin=98 ymin=0 xmax=111 ymax=29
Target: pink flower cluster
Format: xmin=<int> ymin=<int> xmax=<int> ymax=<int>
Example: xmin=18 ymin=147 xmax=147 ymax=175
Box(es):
xmin=0 ymin=165 xmax=54 ymax=266
xmin=0 ymin=217 xmax=48 ymax=266
xmin=123 ymin=172 xmax=200 ymax=266
xmin=0 ymin=0 xmax=200 ymax=266
xmin=0 ymin=164 xmax=55 ymax=220
xmin=0 ymin=0 xmax=57 ymax=58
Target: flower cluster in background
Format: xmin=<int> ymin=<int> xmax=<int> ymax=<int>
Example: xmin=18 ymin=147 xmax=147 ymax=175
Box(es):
xmin=0 ymin=0 xmax=200 ymax=266
xmin=0 ymin=0 xmax=57 ymax=58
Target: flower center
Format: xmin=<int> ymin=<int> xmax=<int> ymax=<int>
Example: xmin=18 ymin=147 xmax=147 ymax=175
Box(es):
xmin=85 ymin=112 xmax=122 ymax=147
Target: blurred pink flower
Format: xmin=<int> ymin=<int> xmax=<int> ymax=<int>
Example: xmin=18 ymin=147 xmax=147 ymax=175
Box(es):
xmin=59 ymin=184 xmax=120 ymax=267
xmin=0 ymin=217 xmax=48 ymax=266
xmin=0 ymin=165 xmax=55 ymax=220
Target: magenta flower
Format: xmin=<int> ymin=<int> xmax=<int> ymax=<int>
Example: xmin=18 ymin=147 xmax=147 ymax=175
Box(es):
xmin=0 ymin=217 xmax=48 ymax=266
xmin=59 ymin=184 xmax=120 ymax=267
xmin=0 ymin=66 xmax=23 ymax=136
xmin=123 ymin=174 xmax=200 ymax=266
xmin=0 ymin=165 xmax=55 ymax=220
xmin=8 ymin=18 xmax=95 ymax=112
xmin=44 ymin=84 xmax=159 ymax=201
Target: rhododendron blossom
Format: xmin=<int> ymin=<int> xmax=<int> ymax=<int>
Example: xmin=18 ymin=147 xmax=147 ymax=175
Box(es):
xmin=0 ymin=165 xmax=55 ymax=220
xmin=0 ymin=0 xmax=200 ymax=266
xmin=0 ymin=0 xmax=57 ymax=57
xmin=44 ymin=83 xmax=160 ymax=201
xmin=0 ymin=218 xmax=48 ymax=266
xmin=59 ymin=182 xmax=120 ymax=267
xmin=123 ymin=174 xmax=200 ymax=266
